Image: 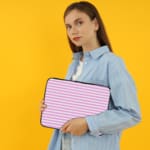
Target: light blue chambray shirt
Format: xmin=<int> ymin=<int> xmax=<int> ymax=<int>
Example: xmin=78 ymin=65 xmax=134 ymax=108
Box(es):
xmin=48 ymin=45 xmax=141 ymax=150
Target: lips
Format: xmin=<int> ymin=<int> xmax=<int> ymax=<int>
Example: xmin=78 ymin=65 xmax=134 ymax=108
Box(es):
xmin=73 ymin=37 xmax=81 ymax=41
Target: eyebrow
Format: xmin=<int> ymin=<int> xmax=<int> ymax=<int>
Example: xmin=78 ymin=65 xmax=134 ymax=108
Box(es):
xmin=65 ymin=17 xmax=83 ymax=26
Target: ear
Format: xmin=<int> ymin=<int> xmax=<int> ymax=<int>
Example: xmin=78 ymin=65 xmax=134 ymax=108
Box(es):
xmin=93 ymin=18 xmax=99 ymax=31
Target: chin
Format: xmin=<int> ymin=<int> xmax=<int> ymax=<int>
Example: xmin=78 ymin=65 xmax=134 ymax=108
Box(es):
xmin=73 ymin=42 xmax=82 ymax=47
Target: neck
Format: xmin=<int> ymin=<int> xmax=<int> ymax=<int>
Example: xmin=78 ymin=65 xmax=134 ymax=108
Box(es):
xmin=82 ymin=38 xmax=101 ymax=52
xmin=80 ymin=42 xmax=101 ymax=62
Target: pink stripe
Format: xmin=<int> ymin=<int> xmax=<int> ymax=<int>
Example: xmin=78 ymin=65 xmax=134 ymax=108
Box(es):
xmin=42 ymin=120 xmax=64 ymax=127
xmin=42 ymin=115 xmax=70 ymax=121
xmin=42 ymin=120 xmax=65 ymax=125
xmin=42 ymin=120 xmax=65 ymax=126
xmin=42 ymin=114 xmax=71 ymax=120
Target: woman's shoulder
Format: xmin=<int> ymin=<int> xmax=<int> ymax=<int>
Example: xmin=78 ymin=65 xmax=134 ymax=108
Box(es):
xmin=103 ymin=51 xmax=124 ymax=65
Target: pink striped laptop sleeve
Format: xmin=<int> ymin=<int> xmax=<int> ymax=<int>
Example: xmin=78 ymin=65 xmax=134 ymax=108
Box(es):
xmin=40 ymin=78 xmax=110 ymax=129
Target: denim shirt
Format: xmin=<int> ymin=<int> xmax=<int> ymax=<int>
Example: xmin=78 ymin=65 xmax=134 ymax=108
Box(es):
xmin=48 ymin=45 xmax=141 ymax=150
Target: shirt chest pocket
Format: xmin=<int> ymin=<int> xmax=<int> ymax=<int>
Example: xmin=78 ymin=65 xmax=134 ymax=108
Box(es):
xmin=77 ymin=69 xmax=109 ymax=87
xmin=81 ymin=62 xmax=109 ymax=86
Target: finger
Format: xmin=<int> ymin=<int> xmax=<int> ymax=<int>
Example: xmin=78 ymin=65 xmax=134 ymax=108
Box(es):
xmin=65 ymin=125 xmax=71 ymax=133
xmin=40 ymin=104 xmax=47 ymax=112
xmin=41 ymin=99 xmax=45 ymax=104
xmin=42 ymin=104 xmax=47 ymax=107
xmin=40 ymin=104 xmax=46 ymax=109
xmin=61 ymin=122 xmax=69 ymax=132
xmin=61 ymin=120 xmax=71 ymax=132
xmin=40 ymin=107 xmax=43 ymax=111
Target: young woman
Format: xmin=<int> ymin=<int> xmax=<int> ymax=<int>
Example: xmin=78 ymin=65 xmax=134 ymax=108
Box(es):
xmin=41 ymin=1 xmax=141 ymax=150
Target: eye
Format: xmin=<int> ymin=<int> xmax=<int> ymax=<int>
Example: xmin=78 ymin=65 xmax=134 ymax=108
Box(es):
xmin=66 ymin=25 xmax=72 ymax=30
xmin=77 ymin=21 xmax=83 ymax=26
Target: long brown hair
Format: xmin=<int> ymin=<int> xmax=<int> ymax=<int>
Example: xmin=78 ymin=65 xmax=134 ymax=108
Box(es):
xmin=64 ymin=1 xmax=113 ymax=53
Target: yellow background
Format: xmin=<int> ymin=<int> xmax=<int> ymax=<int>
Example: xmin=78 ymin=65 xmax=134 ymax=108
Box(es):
xmin=0 ymin=0 xmax=149 ymax=149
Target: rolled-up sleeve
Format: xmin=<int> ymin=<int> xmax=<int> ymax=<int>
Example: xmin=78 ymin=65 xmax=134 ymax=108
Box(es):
xmin=85 ymin=56 xmax=141 ymax=136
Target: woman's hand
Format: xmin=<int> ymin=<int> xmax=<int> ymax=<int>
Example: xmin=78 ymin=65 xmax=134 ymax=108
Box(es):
xmin=40 ymin=99 xmax=47 ymax=112
xmin=60 ymin=117 xmax=89 ymax=136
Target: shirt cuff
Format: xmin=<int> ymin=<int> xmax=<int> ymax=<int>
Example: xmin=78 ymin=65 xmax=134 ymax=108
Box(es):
xmin=85 ymin=116 xmax=103 ymax=136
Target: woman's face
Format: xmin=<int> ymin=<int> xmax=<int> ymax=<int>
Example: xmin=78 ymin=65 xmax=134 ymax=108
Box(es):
xmin=64 ymin=9 xmax=99 ymax=49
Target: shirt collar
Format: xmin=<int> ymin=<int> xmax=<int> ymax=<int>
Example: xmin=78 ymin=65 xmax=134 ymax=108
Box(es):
xmin=72 ymin=45 xmax=110 ymax=60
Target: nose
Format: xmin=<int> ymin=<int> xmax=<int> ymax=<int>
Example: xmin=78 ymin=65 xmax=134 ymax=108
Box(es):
xmin=70 ymin=26 xmax=78 ymax=35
